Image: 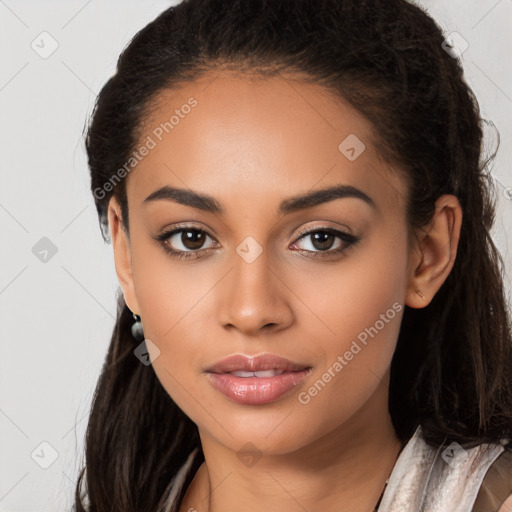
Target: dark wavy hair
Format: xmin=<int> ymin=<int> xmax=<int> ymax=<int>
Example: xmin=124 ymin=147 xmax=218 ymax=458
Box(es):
xmin=75 ymin=0 xmax=512 ymax=510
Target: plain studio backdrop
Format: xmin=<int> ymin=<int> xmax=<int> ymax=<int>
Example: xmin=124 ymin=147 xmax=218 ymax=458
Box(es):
xmin=0 ymin=1 xmax=511 ymax=510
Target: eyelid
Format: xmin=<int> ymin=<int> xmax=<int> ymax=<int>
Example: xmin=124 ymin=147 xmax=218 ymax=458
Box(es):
xmin=292 ymin=222 xmax=355 ymax=240
xmin=155 ymin=224 xmax=218 ymax=246
xmin=157 ymin=221 xmax=217 ymax=237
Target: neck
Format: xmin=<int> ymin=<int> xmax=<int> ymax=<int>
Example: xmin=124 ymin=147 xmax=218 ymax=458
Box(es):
xmin=180 ymin=377 xmax=403 ymax=512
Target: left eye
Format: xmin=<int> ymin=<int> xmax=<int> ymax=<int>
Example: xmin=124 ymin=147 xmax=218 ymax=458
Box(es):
xmin=290 ymin=228 xmax=360 ymax=258
xmin=293 ymin=229 xmax=346 ymax=252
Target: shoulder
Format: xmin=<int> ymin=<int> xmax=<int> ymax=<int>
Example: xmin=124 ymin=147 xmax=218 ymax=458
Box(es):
xmin=379 ymin=427 xmax=511 ymax=512
xmin=472 ymin=447 xmax=512 ymax=512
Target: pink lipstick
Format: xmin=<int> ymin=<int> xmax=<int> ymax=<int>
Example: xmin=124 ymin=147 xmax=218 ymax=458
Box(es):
xmin=205 ymin=353 xmax=312 ymax=405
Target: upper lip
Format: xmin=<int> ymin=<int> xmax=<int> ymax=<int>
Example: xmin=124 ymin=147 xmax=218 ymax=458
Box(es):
xmin=206 ymin=353 xmax=310 ymax=373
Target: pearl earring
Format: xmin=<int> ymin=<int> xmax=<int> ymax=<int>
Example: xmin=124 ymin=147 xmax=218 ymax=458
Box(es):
xmin=131 ymin=313 xmax=144 ymax=341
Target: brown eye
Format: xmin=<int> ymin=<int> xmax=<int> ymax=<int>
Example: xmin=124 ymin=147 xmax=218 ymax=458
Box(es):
xmin=155 ymin=227 xmax=218 ymax=259
xmin=309 ymin=231 xmax=337 ymax=251
xmin=179 ymin=229 xmax=208 ymax=250
xmin=294 ymin=229 xmax=345 ymax=252
xmin=291 ymin=227 xmax=360 ymax=259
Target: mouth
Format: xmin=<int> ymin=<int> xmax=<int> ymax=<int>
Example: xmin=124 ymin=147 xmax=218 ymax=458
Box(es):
xmin=227 ymin=369 xmax=288 ymax=377
xmin=205 ymin=353 xmax=310 ymax=374
xmin=205 ymin=353 xmax=312 ymax=405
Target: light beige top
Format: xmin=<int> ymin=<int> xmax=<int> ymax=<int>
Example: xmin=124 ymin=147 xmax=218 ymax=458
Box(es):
xmin=162 ymin=426 xmax=512 ymax=512
xmin=378 ymin=426 xmax=512 ymax=512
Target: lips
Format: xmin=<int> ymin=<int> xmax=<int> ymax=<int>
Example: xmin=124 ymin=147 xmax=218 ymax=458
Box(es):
xmin=205 ymin=353 xmax=309 ymax=374
xmin=204 ymin=353 xmax=312 ymax=405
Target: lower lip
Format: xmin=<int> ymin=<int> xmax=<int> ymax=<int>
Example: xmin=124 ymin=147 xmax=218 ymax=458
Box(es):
xmin=206 ymin=369 xmax=311 ymax=405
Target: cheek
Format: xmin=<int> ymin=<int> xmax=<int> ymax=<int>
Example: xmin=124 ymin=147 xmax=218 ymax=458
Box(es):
xmin=290 ymin=227 xmax=408 ymax=352
xmin=128 ymin=238 xmax=221 ymax=418
xmin=289 ymin=230 xmax=407 ymax=420
xmin=130 ymin=232 xmax=209 ymax=340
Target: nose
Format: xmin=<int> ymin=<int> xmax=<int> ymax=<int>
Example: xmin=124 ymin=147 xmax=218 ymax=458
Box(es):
xmin=217 ymin=247 xmax=294 ymax=336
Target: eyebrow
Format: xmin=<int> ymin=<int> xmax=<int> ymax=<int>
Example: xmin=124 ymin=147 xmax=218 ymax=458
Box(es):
xmin=143 ymin=183 xmax=376 ymax=215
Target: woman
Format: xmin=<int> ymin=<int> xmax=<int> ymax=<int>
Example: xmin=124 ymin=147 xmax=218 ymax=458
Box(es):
xmin=75 ymin=0 xmax=512 ymax=510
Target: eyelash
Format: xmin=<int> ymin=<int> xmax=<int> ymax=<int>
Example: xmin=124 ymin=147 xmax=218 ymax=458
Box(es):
xmin=153 ymin=225 xmax=360 ymax=261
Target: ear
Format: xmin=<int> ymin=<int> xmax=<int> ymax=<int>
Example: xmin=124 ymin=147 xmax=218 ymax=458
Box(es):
xmin=405 ymin=194 xmax=463 ymax=309
xmin=107 ymin=196 xmax=141 ymax=315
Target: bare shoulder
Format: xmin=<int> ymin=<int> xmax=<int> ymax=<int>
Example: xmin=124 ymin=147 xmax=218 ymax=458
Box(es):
xmin=472 ymin=447 xmax=512 ymax=512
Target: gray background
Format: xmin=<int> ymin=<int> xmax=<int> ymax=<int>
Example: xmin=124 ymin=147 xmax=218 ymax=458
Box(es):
xmin=0 ymin=1 xmax=511 ymax=510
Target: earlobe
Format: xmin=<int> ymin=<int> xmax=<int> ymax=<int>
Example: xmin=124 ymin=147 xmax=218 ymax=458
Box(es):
xmin=107 ymin=196 xmax=141 ymax=315
xmin=405 ymin=194 xmax=463 ymax=309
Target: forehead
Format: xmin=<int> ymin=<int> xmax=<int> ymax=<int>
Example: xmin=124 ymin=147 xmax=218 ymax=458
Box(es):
xmin=128 ymin=71 xmax=407 ymax=215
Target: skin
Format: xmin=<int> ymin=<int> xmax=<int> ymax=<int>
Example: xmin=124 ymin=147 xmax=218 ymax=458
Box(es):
xmin=107 ymin=70 xmax=462 ymax=512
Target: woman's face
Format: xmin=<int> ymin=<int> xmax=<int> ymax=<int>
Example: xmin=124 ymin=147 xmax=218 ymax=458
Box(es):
xmin=109 ymin=71 xmax=415 ymax=455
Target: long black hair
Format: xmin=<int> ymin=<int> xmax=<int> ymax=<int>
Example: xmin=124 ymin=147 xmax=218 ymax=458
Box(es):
xmin=76 ymin=0 xmax=512 ymax=510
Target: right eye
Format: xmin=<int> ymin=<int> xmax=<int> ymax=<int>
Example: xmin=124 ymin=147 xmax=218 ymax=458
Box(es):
xmin=153 ymin=226 xmax=219 ymax=260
